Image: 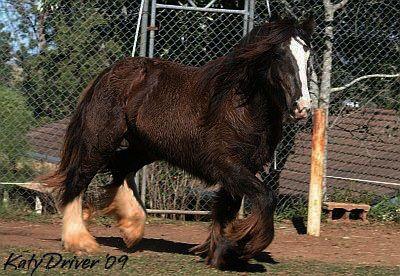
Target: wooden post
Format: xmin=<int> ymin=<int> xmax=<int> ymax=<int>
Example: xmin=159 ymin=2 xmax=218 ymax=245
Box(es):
xmin=307 ymin=108 xmax=327 ymax=237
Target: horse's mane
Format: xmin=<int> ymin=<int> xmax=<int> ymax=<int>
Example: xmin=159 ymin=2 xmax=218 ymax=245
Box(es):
xmin=200 ymin=17 xmax=312 ymax=124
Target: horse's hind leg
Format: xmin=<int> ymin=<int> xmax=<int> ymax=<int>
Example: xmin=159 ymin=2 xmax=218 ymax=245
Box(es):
xmin=62 ymin=191 xmax=99 ymax=253
xmin=60 ymin=125 xmax=127 ymax=253
xmin=89 ymin=149 xmax=149 ymax=248
xmin=101 ymin=177 xmax=146 ymax=248
xmin=82 ymin=179 xmax=146 ymax=248
xmin=61 ymin=150 xmax=119 ymax=253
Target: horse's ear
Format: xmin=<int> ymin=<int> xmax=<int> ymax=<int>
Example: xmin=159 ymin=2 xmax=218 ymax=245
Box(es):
xmin=301 ymin=14 xmax=315 ymax=35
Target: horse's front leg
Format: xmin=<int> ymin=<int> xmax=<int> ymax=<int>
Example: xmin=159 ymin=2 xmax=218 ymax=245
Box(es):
xmin=198 ymin=161 xmax=277 ymax=269
xmin=191 ymin=188 xmax=242 ymax=259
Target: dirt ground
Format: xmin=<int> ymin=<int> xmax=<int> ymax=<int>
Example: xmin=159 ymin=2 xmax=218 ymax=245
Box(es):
xmin=0 ymin=218 xmax=399 ymax=268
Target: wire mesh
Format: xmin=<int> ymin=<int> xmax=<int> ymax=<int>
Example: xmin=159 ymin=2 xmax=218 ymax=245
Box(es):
xmin=255 ymin=0 xmax=400 ymax=219
xmin=153 ymin=8 xmax=245 ymax=66
xmin=0 ymin=0 xmax=399 ymax=221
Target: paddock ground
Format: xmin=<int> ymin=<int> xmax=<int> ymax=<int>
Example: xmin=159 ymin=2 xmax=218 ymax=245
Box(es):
xmin=0 ymin=218 xmax=399 ymax=275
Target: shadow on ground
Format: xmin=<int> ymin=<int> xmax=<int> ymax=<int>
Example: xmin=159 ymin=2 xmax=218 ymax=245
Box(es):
xmin=97 ymin=236 xmax=279 ymax=273
xmin=97 ymin=236 xmax=195 ymax=254
xmin=292 ymin=216 xmax=307 ymax=235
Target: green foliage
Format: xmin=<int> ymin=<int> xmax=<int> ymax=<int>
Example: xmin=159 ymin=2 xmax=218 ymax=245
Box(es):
xmin=329 ymin=188 xmax=400 ymax=222
xmin=0 ymin=198 xmax=55 ymax=223
xmin=275 ymin=197 xmax=308 ymax=221
xmin=20 ymin=1 xmax=124 ymax=118
xmin=0 ymin=23 xmax=12 ymax=85
xmin=0 ymin=86 xmax=34 ymax=180
xmin=369 ymin=195 xmax=400 ymax=223
xmin=328 ymin=187 xmax=376 ymax=205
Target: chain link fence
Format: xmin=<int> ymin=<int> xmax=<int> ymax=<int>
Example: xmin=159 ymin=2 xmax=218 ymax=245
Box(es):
xmin=0 ymin=0 xmax=399 ymax=222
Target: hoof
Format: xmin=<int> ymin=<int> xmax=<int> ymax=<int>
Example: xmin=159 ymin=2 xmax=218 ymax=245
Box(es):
xmin=207 ymin=238 xmax=241 ymax=270
xmin=118 ymin=218 xmax=145 ymax=248
xmin=190 ymin=240 xmax=210 ymax=258
xmin=63 ymin=230 xmax=100 ymax=254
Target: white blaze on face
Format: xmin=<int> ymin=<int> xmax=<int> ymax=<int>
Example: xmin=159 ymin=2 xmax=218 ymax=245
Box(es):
xmin=289 ymin=37 xmax=311 ymax=111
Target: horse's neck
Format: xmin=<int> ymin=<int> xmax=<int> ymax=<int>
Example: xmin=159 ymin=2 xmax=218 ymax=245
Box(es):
xmin=225 ymin=95 xmax=282 ymax=145
xmin=248 ymin=92 xmax=284 ymax=126
xmin=227 ymin=96 xmax=283 ymax=171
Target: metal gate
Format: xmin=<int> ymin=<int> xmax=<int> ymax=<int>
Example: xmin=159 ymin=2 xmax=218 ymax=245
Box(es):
xmin=145 ymin=0 xmax=255 ymax=65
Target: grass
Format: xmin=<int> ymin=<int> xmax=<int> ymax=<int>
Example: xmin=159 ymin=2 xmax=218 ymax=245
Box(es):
xmin=0 ymin=247 xmax=399 ymax=276
xmin=0 ymin=204 xmax=209 ymax=227
xmin=0 ymin=203 xmax=57 ymax=223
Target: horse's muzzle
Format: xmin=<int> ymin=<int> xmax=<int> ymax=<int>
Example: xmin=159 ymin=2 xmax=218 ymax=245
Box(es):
xmin=293 ymin=99 xmax=310 ymax=120
xmin=293 ymin=107 xmax=308 ymax=119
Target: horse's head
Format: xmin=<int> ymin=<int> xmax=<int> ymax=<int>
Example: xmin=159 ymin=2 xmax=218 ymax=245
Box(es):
xmin=265 ymin=16 xmax=314 ymax=120
xmin=201 ymin=16 xmax=315 ymax=124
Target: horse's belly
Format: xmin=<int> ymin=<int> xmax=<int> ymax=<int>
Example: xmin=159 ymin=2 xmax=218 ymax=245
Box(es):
xmin=135 ymin=108 xmax=202 ymax=160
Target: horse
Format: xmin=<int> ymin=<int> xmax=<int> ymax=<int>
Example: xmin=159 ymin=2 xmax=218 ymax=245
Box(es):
xmin=41 ymin=16 xmax=314 ymax=269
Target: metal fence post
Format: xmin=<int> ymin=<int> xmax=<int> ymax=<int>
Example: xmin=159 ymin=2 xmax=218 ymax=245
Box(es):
xmin=248 ymin=0 xmax=255 ymax=32
xmin=2 ymin=190 xmax=9 ymax=209
xmin=135 ymin=171 xmax=140 ymax=192
xmin=139 ymin=0 xmax=149 ymax=57
xmin=243 ymin=0 xmax=249 ymax=36
xmin=35 ymin=196 xmax=43 ymax=214
xmin=141 ymin=166 xmax=147 ymax=205
xmin=148 ymin=0 xmax=157 ymax=58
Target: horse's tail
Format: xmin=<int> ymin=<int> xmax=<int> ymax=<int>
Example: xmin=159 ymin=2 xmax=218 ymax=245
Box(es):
xmin=38 ymin=69 xmax=109 ymax=208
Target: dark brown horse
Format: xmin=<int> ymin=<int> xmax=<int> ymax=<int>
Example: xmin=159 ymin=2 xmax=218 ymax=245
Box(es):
xmin=43 ymin=16 xmax=314 ymax=269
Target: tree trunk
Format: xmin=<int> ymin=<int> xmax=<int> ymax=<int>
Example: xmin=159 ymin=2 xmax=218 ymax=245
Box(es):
xmin=319 ymin=0 xmax=349 ymax=200
xmin=320 ymin=0 xmax=335 ymax=109
xmin=38 ymin=12 xmax=47 ymax=53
